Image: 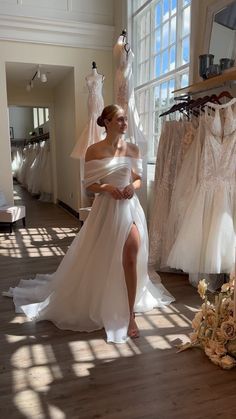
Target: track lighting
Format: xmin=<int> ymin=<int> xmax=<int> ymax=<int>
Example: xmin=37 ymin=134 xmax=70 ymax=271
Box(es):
xmin=26 ymin=65 xmax=48 ymax=91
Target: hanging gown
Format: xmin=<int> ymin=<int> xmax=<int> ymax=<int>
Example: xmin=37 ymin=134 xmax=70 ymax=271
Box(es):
xmin=113 ymin=36 xmax=147 ymax=156
xmin=167 ymin=98 xmax=236 ymax=274
xmin=70 ymin=74 xmax=105 ymax=159
xmin=5 ymin=157 xmax=174 ymax=343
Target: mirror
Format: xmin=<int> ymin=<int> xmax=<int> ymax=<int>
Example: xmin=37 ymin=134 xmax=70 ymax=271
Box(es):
xmin=209 ymin=1 xmax=236 ymax=65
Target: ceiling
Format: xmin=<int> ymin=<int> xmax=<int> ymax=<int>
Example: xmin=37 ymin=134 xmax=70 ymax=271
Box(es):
xmin=5 ymin=62 xmax=73 ymax=90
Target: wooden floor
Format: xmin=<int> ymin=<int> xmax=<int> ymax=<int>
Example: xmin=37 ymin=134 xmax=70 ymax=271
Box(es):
xmin=0 ymin=184 xmax=235 ymax=419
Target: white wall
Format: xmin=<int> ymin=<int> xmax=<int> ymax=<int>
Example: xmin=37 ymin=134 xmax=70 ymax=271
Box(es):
xmin=0 ymin=0 xmax=114 ymax=50
xmin=54 ymin=70 xmax=79 ymax=209
xmin=0 ymin=61 xmax=13 ymax=204
xmin=0 ymin=0 xmax=114 ymax=25
xmin=9 ymin=106 xmax=34 ymax=140
xmin=0 ymin=40 xmax=113 ymax=210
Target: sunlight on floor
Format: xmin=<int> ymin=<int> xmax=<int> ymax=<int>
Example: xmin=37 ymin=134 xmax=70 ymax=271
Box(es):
xmin=8 ymin=304 xmax=193 ymax=418
xmin=0 ymin=227 xmax=77 ymax=258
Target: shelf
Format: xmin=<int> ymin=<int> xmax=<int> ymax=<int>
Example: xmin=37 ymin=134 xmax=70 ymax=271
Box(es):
xmin=173 ymin=67 xmax=236 ymax=95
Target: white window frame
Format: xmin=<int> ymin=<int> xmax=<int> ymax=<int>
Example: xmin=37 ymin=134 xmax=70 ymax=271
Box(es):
xmin=131 ymin=0 xmax=191 ymax=163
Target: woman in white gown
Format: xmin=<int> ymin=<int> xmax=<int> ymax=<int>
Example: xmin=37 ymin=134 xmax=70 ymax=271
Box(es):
xmin=4 ymin=105 xmax=174 ymax=343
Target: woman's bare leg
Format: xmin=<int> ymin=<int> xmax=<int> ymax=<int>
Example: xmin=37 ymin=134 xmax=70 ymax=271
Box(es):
xmin=122 ymin=224 xmax=140 ymax=338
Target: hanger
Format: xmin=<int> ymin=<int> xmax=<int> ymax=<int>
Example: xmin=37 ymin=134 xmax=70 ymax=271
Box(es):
xmin=159 ymin=101 xmax=190 ymax=117
xmin=120 ymin=28 xmax=130 ymax=54
xmin=217 ymin=90 xmax=233 ymax=102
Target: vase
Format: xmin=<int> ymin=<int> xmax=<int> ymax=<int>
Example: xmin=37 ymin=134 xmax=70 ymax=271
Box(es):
xmin=199 ymin=54 xmax=214 ymax=80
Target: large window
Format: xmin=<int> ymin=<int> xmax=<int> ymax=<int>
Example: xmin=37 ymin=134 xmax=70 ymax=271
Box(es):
xmin=132 ymin=0 xmax=191 ymax=161
xmin=33 ymin=107 xmax=49 ymax=129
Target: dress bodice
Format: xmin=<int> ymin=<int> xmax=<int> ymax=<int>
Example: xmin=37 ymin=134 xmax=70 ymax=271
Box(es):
xmin=85 ymin=76 xmax=104 ymax=116
xmin=199 ymin=99 xmax=236 ymax=188
xmin=84 ymin=156 xmax=143 ymax=189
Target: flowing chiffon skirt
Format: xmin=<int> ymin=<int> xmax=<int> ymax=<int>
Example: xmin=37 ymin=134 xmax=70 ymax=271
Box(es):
xmin=7 ymin=157 xmax=174 ymax=343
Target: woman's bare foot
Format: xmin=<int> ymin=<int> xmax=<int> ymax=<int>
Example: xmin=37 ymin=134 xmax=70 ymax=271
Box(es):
xmin=128 ymin=314 xmax=139 ymax=339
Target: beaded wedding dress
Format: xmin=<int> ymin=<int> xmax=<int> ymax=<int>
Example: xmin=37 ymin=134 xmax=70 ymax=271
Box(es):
xmin=70 ymin=73 xmax=105 ymax=158
xmin=5 ymin=157 xmax=174 ymax=343
xmin=167 ymin=99 xmax=236 ymax=274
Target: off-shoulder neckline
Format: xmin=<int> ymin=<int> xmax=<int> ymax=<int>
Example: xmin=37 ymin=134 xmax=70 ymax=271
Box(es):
xmin=85 ymin=156 xmax=142 ymax=163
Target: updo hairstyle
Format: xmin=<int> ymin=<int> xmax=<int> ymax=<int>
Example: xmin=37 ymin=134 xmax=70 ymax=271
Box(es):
xmin=97 ymin=104 xmax=123 ymax=129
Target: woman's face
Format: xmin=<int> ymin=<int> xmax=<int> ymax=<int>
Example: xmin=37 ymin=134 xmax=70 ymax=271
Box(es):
xmin=106 ymin=110 xmax=128 ymax=135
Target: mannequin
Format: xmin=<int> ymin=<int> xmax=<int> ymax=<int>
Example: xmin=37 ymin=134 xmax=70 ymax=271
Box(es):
xmin=70 ymin=62 xmax=105 ymax=206
xmin=85 ymin=61 xmax=105 ymax=83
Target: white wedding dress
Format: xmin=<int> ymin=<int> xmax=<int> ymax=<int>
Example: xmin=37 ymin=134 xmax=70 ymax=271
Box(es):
xmin=70 ymin=73 xmax=105 ymax=159
xmin=167 ymin=99 xmax=236 ymax=274
xmin=113 ymin=36 xmax=147 ymax=156
xmin=5 ymin=157 xmax=174 ymax=343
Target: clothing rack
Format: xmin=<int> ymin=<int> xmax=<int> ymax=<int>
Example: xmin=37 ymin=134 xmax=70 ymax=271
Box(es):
xmin=159 ymin=90 xmax=234 ymax=117
xmin=25 ymin=132 xmax=50 ymax=145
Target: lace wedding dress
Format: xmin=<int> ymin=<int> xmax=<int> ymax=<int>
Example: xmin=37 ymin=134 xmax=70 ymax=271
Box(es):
xmin=70 ymin=73 xmax=104 ymax=158
xmin=113 ymin=36 xmax=147 ymax=156
xmin=5 ymin=157 xmax=174 ymax=343
xmin=167 ymin=98 xmax=236 ymax=274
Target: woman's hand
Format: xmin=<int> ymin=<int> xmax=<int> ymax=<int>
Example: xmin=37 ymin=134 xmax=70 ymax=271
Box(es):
xmin=103 ymin=184 xmax=124 ymax=200
xmin=122 ymin=184 xmax=135 ymax=199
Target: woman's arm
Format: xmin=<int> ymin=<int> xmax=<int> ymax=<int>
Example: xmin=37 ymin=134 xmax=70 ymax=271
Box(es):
xmin=86 ymin=182 xmax=124 ymax=200
xmin=123 ymin=172 xmax=142 ymax=199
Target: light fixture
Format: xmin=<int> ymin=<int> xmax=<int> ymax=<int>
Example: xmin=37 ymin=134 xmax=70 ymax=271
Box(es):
xmin=40 ymin=73 xmax=47 ymax=83
xmin=26 ymin=65 xmax=48 ymax=91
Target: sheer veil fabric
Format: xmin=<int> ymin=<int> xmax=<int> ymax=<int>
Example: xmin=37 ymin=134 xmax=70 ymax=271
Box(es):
xmin=6 ymin=157 xmax=174 ymax=343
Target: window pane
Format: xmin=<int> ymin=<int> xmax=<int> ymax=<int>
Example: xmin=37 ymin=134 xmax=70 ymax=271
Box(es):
xmin=38 ymin=108 xmax=44 ymax=126
xmin=33 ymin=108 xmax=38 ymax=129
xmin=155 ymin=28 xmax=161 ymax=52
xmin=168 ymin=79 xmax=175 ymax=104
xmin=182 ymin=36 xmax=189 ymax=64
xmin=181 ymin=73 xmax=189 ymax=87
xmin=170 ymin=45 xmax=176 ymax=70
xmin=141 ymin=63 xmax=146 ymax=83
xmin=140 ymin=14 xmax=146 ymax=38
xmin=133 ymin=0 xmax=147 ymax=13
xmin=154 ymin=85 xmax=160 ymax=108
xmin=182 ymin=6 xmax=190 ymax=37
xmin=155 ymin=2 xmax=161 ymax=27
xmin=162 ymin=22 xmax=169 ymax=49
xmin=141 ymin=39 xmax=146 ymax=58
xmin=160 ymin=82 xmax=168 ymax=106
xmin=139 ymin=91 xmax=145 ymax=111
xmin=145 ymin=61 xmax=149 ymax=79
xmin=154 ymin=111 xmax=159 ymax=133
xmin=171 ymin=0 xmax=177 ymax=15
xmin=183 ymin=0 xmax=190 ymax=6
xmin=170 ymin=16 xmax=176 ymax=43
xmin=155 ymin=55 xmax=161 ymax=77
xmin=45 ymin=108 xmax=49 ymax=121
xmin=162 ymin=49 xmax=169 ymax=73
xmin=163 ymin=0 xmax=169 ymax=21
xmin=145 ymin=36 xmax=150 ymax=59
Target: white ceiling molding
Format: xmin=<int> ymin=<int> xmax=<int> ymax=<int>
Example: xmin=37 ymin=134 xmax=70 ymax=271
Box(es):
xmin=0 ymin=14 xmax=114 ymax=50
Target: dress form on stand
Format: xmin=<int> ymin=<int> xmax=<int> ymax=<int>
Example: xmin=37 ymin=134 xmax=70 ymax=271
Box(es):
xmin=70 ymin=62 xmax=105 ymax=206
